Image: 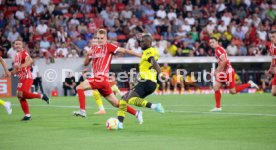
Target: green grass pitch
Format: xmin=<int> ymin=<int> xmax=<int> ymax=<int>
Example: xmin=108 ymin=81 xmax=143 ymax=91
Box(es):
xmin=0 ymin=94 xmax=276 ymax=150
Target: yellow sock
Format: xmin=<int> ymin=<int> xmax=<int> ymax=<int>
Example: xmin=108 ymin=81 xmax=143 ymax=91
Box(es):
xmin=92 ymin=90 xmax=104 ymax=110
xmin=0 ymin=99 xmax=5 ymax=106
xmin=128 ymin=97 xmax=148 ymax=107
xmin=111 ymin=85 xmax=121 ymax=97
xmin=117 ymin=99 xmax=127 ymax=118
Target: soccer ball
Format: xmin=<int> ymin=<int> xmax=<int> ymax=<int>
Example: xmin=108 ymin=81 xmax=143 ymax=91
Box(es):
xmin=106 ymin=117 xmax=119 ymax=130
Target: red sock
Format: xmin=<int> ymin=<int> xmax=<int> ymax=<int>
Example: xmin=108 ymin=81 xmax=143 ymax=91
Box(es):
xmin=235 ymin=83 xmax=250 ymax=93
xmin=126 ymin=105 xmax=137 ymax=116
xmin=77 ymin=89 xmax=86 ymax=110
xmin=214 ymin=90 xmax=221 ymax=108
xmin=22 ymin=91 xmax=41 ymax=99
xmin=20 ymin=98 xmax=30 ymax=115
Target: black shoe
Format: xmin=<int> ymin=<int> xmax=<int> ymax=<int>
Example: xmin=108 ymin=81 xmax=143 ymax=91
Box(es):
xmin=42 ymin=94 xmax=50 ymax=104
xmin=21 ymin=116 xmax=32 ymax=121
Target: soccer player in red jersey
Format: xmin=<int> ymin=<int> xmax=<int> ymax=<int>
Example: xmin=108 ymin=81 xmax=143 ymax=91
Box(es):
xmin=267 ymin=30 xmax=276 ymax=96
xmin=73 ymin=29 xmax=144 ymax=124
xmin=11 ymin=39 xmax=50 ymax=121
xmin=209 ymin=37 xmax=259 ymax=112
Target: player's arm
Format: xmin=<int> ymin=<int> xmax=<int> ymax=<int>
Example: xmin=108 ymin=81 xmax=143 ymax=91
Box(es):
xmin=84 ymin=54 xmax=92 ymax=66
xmin=214 ymin=54 xmax=227 ymax=75
xmin=0 ymin=57 xmax=11 ymax=76
xmin=148 ymin=56 xmax=168 ymax=81
xmin=116 ymin=47 xmax=142 ymax=57
xmin=20 ymin=56 xmax=33 ymax=68
xmin=267 ymin=56 xmax=274 ymax=74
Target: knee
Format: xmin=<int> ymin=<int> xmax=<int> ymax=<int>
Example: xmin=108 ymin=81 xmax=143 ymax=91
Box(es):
xmin=229 ymin=89 xmax=236 ymax=94
xmin=17 ymin=91 xmax=23 ymax=98
xmin=76 ymin=85 xmax=82 ymax=90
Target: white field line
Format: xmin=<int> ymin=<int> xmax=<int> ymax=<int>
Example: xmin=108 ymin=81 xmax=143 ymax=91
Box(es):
xmin=11 ymin=104 xmax=276 ymax=117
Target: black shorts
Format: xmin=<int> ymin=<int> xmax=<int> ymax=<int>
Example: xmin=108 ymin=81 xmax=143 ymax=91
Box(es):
xmin=133 ymin=80 xmax=157 ymax=98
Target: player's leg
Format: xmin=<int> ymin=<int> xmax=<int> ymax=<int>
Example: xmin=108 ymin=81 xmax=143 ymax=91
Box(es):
xmin=18 ymin=79 xmax=50 ymax=104
xmin=166 ymin=81 xmax=171 ymax=94
xmin=271 ymin=75 xmax=276 ymax=96
xmin=111 ymin=84 xmax=121 ymax=97
xmin=0 ymin=99 xmax=12 ymax=115
xmin=117 ymin=81 xmax=164 ymax=128
xmin=228 ymin=71 xmax=258 ymax=94
xmin=210 ymin=81 xmax=223 ymax=112
xmin=73 ymin=79 xmax=92 ymax=117
xmin=180 ymin=82 xmax=184 ymax=94
xmin=162 ymin=82 xmax=166 ymax=94
xmin=93 ymin=90 xmax=106 ymax=114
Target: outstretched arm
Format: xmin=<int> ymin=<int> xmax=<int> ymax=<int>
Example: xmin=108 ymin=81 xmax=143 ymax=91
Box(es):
xmin=116 ymin=47 xmax=142 ymax=57
xmin=0 ymin=57 xmax=10 ymax=76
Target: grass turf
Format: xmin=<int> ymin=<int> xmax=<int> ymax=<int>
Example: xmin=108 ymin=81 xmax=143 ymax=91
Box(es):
xmin=0 ymin=93 xmax=276 ymax=150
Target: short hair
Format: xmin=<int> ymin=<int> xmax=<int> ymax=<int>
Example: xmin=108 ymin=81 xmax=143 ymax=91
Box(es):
xmin=209 ymin=37 xmax=218 ymax=41
xmin=97 ymin=29 xmax=107 ymax=35
xmin=142 ymin=34 xmax=152 ymax=41
xmin=270 ymin=30 xmax=276 ymax=34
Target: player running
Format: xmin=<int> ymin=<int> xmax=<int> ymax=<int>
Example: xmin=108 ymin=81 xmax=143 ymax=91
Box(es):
xmin=209 ymin=37 xmax=259 ymax=112
xmin=267 ymin=30 xmax=276 ymax=96
xmin=0 ymin=56 xmax=12 ymax=114
xmin=10 ymin=39 xmax=50 ymax=121
xmin=73 ymin=29 xmax=143 ymax=124
xmin=117 ymin=34 xmax=165 ymax=129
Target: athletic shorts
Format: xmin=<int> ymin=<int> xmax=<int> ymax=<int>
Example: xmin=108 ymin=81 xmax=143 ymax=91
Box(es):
xmin=17 ymin=79 xmax=33 ymax=92
xmin=272 ymin=75 xmax=276 ymax=86
xmin=133 ymin=80 xmax=157 ymax=98
xmin=87 ymin=76 xmax=113 ymax=97
xmin=215 ymin=70 xmax=235 ymax=89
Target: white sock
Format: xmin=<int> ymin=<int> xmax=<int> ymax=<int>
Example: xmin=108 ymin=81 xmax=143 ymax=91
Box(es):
xmin=151 ymin=104 xmax=157 ymax=109
xmin=25 ymin=114 xmax=31 ymax=117
xmin=80 ymin=109 xmax=86 ymax=113
xmin=99 ymin=106 xmax=105 ymax=111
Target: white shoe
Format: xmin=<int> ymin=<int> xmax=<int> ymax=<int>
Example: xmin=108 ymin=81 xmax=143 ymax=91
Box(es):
xmin=210 ymin=107 xmax=222 ymax=112
xmin=136 ymin=110 xmax=143 ymax=124
xmin=4 ymin=101 xmax=12 ymax=115
xmin=248 ymin=80 xmax=259 ymax=89
xmin=73 ymin=110 xmax=87 ymax=117
xmin=118 ymin=122 xmax=124 ymax=129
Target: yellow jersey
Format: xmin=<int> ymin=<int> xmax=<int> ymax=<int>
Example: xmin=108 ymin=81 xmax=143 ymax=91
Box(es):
xmin=139 ymin=47 xmax=160 ymax=82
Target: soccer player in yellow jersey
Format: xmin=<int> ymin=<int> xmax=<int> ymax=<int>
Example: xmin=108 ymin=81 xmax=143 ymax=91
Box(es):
xmin=161 ymin=63 xmax=171 ymax=94
xmin=117 ymin=34 xmax=165 ymax=129
xmin=0 ymin=56 xmax=12 ymax=114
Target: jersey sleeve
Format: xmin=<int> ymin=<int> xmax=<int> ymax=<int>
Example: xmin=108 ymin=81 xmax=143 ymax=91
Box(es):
xmin=22 ymin=51 xmax=29 ymax=60
xmin=216 ymin=47 xmax=226 ymax=58
xmin=107 ymin=43 xmax=119 ymax=54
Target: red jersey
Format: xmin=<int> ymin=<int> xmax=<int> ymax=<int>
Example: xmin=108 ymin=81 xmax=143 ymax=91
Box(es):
xmin=88 ymin=43 xmax=119 ymax=76
xmin=14 ymin=50 xmax=32 ymax=79
xmin=269 ymin=43 xmax=276 ymax=66
xmin=215 ymin=46 xmax=232 ymax=73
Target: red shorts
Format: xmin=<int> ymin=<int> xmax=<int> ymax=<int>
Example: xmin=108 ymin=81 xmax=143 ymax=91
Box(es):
xmin=87 ymin=76 xmax=113 ymax=97
xmin=215 ymin=70 xmax=235 ymax=89
xmin=272 ymin=75 xmax=276 ymax=86
xmin=17 ymin=79 xmax=33 ymax=92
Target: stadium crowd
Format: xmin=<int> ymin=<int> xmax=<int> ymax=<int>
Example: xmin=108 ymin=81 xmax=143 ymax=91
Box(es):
xmin=0 ymin=0 xmax=275 ymax=63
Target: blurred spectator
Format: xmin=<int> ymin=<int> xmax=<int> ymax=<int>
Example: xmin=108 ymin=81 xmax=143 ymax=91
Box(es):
xmin=63 ymin=72 xmax=76 ymax=96
xmin=226 ymin=41 xmax=239 ymax=56
xmin=8 ymin=28 xmax=20 ymax=43
xmin=36 ymin=20 xmax=48 ymax=35
xmin=31 ymin=60 xmax=44 ymax=94
xmin=161 ymin=63 xmax=171 ymax=94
